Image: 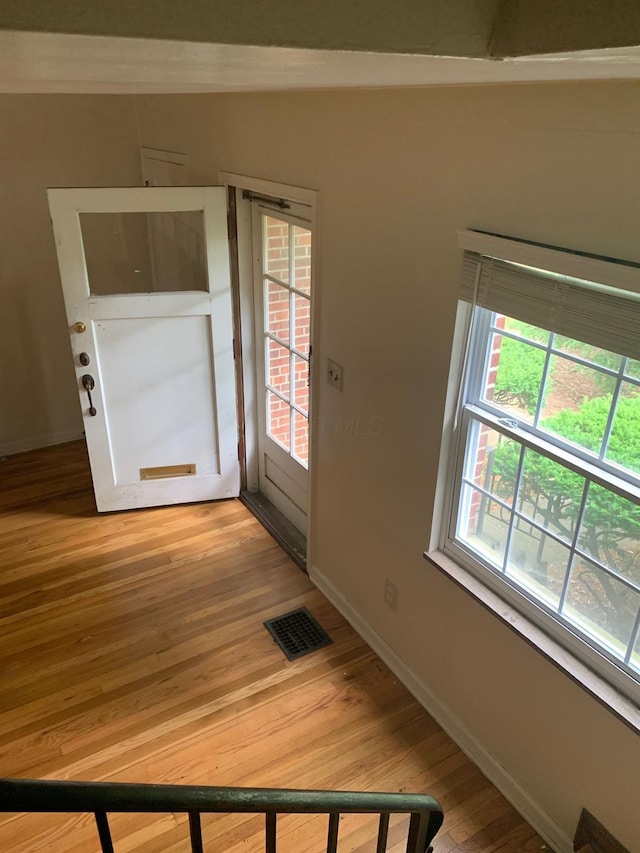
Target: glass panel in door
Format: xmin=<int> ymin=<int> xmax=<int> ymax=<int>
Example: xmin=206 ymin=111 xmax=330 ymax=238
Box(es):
xmin=263 ymin=214 xmax=312 ymax=469
xmin=79 ymin=211 xmax=207 ymax=294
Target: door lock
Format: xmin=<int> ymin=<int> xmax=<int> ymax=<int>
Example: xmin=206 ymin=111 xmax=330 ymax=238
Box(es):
xmin=72 ymin=321 xmax=87 ymax=333
xmin=79 ymin=352 xmax=90 ymax=366
xmin=81 ymin=374 xmax=97 ymax=416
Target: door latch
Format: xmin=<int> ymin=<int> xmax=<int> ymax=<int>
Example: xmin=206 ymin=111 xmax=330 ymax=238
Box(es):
xmin=81 ymin=374 xmax=97 ymax=416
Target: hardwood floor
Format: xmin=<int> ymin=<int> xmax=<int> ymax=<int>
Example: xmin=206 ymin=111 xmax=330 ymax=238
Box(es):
xmin=0 ymin=441 xmax=548 ymax=852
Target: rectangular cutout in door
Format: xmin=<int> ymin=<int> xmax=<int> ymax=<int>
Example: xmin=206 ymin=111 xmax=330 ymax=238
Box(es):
xmin=140 ymin=464 xmax=196 ymax=480
xmin=79 ymin=211 xmax=207 ymax=294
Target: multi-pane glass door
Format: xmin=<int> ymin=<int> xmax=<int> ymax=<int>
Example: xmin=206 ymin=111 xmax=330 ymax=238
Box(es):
xmin=263 ymin=213 xmax=312 ymax=464
xmin=253 ymin=202 xmax=312 ymax=534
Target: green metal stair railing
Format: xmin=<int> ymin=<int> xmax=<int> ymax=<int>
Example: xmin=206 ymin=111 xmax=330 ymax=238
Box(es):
xmin=0 ymin=777 xmax=444 ymax=852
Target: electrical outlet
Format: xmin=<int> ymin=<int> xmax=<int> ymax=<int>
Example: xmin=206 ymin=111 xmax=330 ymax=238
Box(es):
xmin=384 ymin=578 xmax=398 ymax=612
xmin=327 ymin=358 xmax=343 ymax=391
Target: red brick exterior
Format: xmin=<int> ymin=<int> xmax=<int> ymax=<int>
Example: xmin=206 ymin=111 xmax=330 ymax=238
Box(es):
xmin=264 ymin=217 xmax=311 ymax=464
xmin=467 ymin=314 xmax=505 ymax=534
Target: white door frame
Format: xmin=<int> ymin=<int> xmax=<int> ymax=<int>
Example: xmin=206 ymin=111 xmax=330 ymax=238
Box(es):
xmin=219 ymin=172 xmax=319 ymax=548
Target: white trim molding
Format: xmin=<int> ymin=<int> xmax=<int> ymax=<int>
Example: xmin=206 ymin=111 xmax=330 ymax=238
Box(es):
xmin=458 ymin=229 xmax=640 ymax=296
xmin=309 ymin=562 xmax=573 ymax=853
xmin=0 ymin=428 xmax=85 ymax=457
xmin=218 ymin=172 xmax=317 ymax=207
xmin=425 ymin=550 xmax=640 ymax=733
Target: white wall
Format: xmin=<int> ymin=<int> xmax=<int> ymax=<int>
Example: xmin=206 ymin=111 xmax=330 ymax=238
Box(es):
xmin=0 ymin=95 xmax=142 ymax=454
xmin=134 ymin=82 xmax=640 ymax=851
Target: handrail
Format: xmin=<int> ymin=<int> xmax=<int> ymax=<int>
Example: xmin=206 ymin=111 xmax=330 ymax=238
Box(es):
xmin=0 ymin=778 xmax=441 ymax=814
xmin=0 ymin=777 xmax=444 ymax=852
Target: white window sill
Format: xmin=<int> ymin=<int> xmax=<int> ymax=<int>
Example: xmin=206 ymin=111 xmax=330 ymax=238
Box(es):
xmin=424 ymin=549 xmax=640 ymax=734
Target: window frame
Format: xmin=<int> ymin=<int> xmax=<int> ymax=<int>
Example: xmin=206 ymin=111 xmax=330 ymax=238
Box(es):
xmin=431 ymin=232 xmax=640 ymax=717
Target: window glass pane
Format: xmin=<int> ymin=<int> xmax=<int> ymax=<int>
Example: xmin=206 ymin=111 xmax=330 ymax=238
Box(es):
xmin=263 ymin=215 xmax=289 ymax=283
xmin=267 ymin=391 xmax=290 ymax=450
xmin=578 ymin=483 xmax=640 ymax=585
xmin=293 ymin=225 xmax=312 ymax=294
xmin=563 ymin=556 xmax=639 ymax=659
xmin=293 ymin=408 xmax=309 ymax=467
xmin=484 ymin=332 xmax=545 ymax=423
xmin=266 ymin=340 xmax=290 ymax=400
xmin=626 ymin=359 xmax=640 ymax=380
xmin=265 ymin=279 xmax=290 ymax=344
xmin=554 ymin=336 xmax=623 ymax=371
xmin=458 ymin=484 xmax=510 ymax=570
xmin=464 ymin=422 xmax=520 ymax=506
xmin=80 ymin=211 xmax=207 ymax=294
xmin=540 ymin=355 xmax=615 ymax=455
xmin=460 ymin=421 xmax=517 ymax=566
xmin=506 ymin=523 xmax=571 ymax=609
xmin=606 ymin=382 xmax=640 ymax=475
xmin=484 ymin=431 xmax=520 ymax=507
xmin=518 ymin=448 xmax=584 ymax=544
xmin=293 ymin=292 xmax=311 ymax=356
xmin=631 ymin=629 xmax=640 ymax=674
xmin=292 ymin=354 xmax=309 ymax=414
xmin=501 ymin=316 xmax=550 ymax=346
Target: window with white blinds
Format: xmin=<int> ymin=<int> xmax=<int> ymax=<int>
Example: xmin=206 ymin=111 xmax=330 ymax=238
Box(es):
xmin=458 ymin=250 xmax=640 ymax=363
xmin=442 ymin=231 xmax=640 ymax=706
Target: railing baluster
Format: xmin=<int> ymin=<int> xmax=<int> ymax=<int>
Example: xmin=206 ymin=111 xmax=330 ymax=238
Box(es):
xmin=94 ymin=811 xmax=114 ymax=853
xmin=406 ymin=812 xmax=418 ymax=853
xmin=265 ymin=811 xmax=277 ymax=853
xmin=326 ymin=811 xmax=340 ymax=853
xmin=189 ymin=810 xmax=204 ymax=853
xmin=376 ymin=812 xmax=389 ymax=853
xmin=423 ymin=811 xmax=441 ymax=853
xmin=406 ymin=812 xmax=429 ymax=853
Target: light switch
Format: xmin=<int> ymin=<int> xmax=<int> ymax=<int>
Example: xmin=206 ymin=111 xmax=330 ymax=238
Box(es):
xmin=327 ymin=359 xmax=343 ymax=391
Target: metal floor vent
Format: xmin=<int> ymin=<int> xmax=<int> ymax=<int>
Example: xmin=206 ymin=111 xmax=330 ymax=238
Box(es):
xmin=264 ymin=607 xmax=333 ymax=661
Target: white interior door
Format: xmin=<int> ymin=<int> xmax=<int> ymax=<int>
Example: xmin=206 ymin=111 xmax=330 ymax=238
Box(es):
xmin=252 ymin=200 xmax=312 ymax=534
xmin=48 ymin=186 xmax=239 ymax=512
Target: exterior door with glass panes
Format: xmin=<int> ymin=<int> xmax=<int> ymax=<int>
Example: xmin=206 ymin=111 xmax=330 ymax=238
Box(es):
xmin=253 ymin=201 xmax=312 ymax=534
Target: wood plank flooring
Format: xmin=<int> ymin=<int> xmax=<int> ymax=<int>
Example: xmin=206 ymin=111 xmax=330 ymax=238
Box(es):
xmin=0 ymin=441 xmax=549 ymax=852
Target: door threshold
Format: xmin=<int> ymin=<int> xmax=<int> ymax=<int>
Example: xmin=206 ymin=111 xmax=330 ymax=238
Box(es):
xmin=240 ymin=491 xmax=306 ymax=572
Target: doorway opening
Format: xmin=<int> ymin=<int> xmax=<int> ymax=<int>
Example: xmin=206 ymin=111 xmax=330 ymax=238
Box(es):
xmin=48 ymin=162 xmax=316 ymax=569
xmin=222 ymin=174 xmax=318 ymax=570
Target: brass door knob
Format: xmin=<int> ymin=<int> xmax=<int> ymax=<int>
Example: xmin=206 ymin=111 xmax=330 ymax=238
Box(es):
xmin=72 ymin=322 xmax=87 ymax=333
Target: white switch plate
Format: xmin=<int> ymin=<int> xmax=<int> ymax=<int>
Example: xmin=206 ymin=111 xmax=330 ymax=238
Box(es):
xmin=327 ymin=358 xmax=343 ymax=391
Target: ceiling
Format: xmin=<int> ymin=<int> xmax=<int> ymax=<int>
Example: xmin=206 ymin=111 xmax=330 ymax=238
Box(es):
xmin=1 ymin=30 xmax=640 ymax=94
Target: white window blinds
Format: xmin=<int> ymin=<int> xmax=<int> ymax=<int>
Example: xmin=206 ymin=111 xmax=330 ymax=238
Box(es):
xmin=458 ymin=231 xmax=640 ymax=362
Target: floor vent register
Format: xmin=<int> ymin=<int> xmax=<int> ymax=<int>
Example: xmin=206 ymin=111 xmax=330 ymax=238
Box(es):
xmin=264 ymin=607 xmax=333 ymax=661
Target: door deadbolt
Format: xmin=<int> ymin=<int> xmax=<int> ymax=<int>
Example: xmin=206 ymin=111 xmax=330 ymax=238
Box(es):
xmin=72 ymin=321 xmax=87 ymax=333
xmin=79 ymin=352 xmax=90 ymax=366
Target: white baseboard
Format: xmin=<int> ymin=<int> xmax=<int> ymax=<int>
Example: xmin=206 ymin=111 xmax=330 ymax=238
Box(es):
xmin=0 ymin=429 xmax=84 ymax=458
xmin=309 ymin=564 xmax=572 ymax=853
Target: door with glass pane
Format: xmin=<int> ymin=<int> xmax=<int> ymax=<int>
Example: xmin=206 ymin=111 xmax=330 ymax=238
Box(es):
xmin=48 ymin=186 xmax=239 ymax=512
xmin=253 ymin=202 xmax=312 ymax=534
